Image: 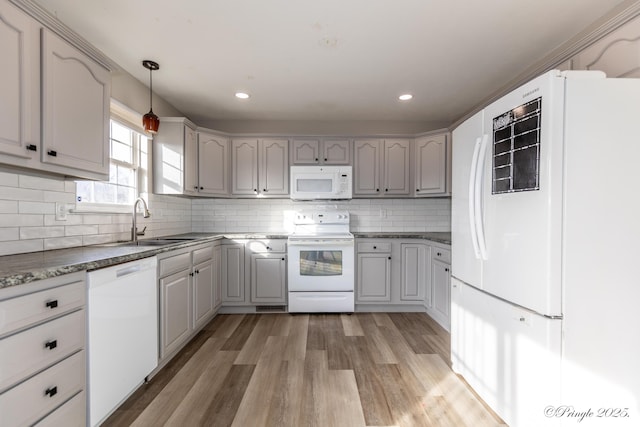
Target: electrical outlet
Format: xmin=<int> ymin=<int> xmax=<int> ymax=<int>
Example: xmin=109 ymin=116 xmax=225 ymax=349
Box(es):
xmin=55 ymin=202 xmax=67 ymax=221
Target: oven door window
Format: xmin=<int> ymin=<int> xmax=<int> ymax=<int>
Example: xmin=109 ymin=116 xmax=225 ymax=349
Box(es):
xmin=300 ymin=250 xmax=342 ymax=276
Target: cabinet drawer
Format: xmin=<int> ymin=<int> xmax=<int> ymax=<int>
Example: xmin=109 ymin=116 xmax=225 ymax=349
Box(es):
xmin=432 ymin=247 xmax=451 ymax=264
xmin=159 ymin=252 xmax=191 ymax=277
xmin=357 ymin=242 xmax=391 ymax=253
xmin=246 ymin=239 xmax=286 ymax=253
xmin=0 ymin=350 xmax=85 ymax=427
xmin=192 ymin=245 xmax=213 ymax=265
xmin=0 ymin=281 xmax=84 ymax=337
xmin=0 ymin=309 xmax=84 ymax=392
xmin=33 ymin=390 xmax=85 ymax=427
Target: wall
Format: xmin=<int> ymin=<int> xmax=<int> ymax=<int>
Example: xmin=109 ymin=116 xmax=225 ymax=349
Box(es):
xmin=0 ymin=167 xmax=191 ymax=257
xmin=192 ymin=198 xmax=451 ymax=234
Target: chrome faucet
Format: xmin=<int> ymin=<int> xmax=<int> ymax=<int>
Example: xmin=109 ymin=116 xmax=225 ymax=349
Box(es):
xmin=131 ymin=197 xmax=151 ymax=242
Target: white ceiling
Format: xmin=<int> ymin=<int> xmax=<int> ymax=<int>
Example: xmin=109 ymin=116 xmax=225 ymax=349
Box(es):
xmin=35 ymin=0 xmax=628 ymax=128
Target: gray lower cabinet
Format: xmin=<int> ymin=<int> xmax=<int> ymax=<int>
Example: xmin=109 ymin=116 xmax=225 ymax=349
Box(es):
xmin=400 ymin=243 xmax=429 ymax=301
xmin=356 ymin=241 xmax=392 ymax=302
xmin=250 ymin=253 xmax=286 ymax=303
xmin=426 ymin=247 xmax=451 ymax=331
xmin=247 ymin=239 xmax=287 ymax=305
xmin=221 ymin=242 xmax=246 ymax=303
xmin=158 ymin=243 xmax=216 ymax=361
xmin=0 ymin=272 xmax=87 ymax=426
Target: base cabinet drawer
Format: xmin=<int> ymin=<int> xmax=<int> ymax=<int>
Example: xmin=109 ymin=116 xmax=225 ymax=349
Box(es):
xmin=33 ymin=390 xmax=85 ymax=427
xmin=0 ymin=281 xmax=85 ymax=337
xmin=0 ymin=350 xmax=85 ymax=427
xmin=0 ymin=309 xmax=84 ymax=392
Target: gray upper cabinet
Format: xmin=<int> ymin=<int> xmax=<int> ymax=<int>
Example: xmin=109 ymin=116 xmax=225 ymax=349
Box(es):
xmin=153 ymin=119 xmax=229 ymax=197
xmin=0 ymin=0 xmax=38 ymax=163
xmin=0 ymin=1 xmax=110 ymax=181
xmin=570 ymin=15 xmax=640 ymax=78
xmin=232 ymin=138 xmax=288 ymax=197
xmin=153 ymin=118 xmax=198 ymax=196
xmin=197 ymin=131 xmax=229 ymax=196
xmin=291 ymin=138 xmax=350 ymax=165
xmin=414 ymin=133 xmax=449 ymax=196
xmin=41 ymin=29 xmax=110 ymax=178
xmin=354 ymin=138 xmax=410 ymax=197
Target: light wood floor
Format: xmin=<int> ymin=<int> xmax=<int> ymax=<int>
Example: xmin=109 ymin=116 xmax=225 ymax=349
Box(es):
xmin=104 ymin=313 xmax=506 ymax=427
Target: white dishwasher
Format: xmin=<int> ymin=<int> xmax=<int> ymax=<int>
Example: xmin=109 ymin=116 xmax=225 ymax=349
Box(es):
xmin=87 ymin=256 xmax=158 ymax=427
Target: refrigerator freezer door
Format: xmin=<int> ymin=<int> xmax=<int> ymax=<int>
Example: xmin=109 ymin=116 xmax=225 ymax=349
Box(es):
xmin=451 ymin=110 xmax=484 ymax=288
xmin=561 ymin=76 xmax=640 ymax=421
xmin=451 ymin=278 xmax=562 ymax=427
xmin=480 ymin=70 xmax=566 ymax=316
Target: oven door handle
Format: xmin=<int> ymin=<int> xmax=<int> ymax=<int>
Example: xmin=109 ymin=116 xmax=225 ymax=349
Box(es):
xmin=288 ymin=239 xmax=354 ymax=246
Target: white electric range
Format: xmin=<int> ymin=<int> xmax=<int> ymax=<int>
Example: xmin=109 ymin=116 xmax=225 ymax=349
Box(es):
xmin=287 ymin=210 xmax=354 ymax=313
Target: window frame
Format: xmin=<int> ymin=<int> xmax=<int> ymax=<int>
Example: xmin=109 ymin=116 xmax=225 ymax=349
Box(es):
xmin=74 ymin=102 xmax=151 ymax=214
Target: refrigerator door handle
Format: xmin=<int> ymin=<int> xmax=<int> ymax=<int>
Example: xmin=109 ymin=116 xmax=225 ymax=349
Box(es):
xmin=474 ymin=134 xmax=489 ymax=260
xmin=468 ymin=136 xmax=483 ymax=259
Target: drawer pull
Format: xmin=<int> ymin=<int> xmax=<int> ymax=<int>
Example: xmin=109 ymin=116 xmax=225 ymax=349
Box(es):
xmin=26 ymin=144 xmax=37 ymax=151
xmin=388 ymin=256 xmax=391 ymax=260
xmin=47 ymin=150 xmax=57 ymax=157
xmin=437 ymin=252 xmax=442 ymax=256
xmin=45 ymin=340 xmax=58 ymax=350
xmin=373 ymin=246 xmax=377 ymax=249
xmin=45 ymin=300 xmax=59 ymax=309
xmin=45 ymin=386 xmax=58 ymax=397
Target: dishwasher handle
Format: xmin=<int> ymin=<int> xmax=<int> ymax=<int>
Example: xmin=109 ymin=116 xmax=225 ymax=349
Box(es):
xmin=116 ymin=265 xmax=142 ymax=277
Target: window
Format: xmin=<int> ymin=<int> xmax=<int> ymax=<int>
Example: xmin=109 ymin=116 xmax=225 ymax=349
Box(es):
xmin=76 ymin=119 xmax=149 ymax=211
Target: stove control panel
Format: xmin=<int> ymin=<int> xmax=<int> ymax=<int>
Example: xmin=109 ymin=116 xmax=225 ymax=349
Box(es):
xmin=294 ymin=210 xmax=350 ymax=225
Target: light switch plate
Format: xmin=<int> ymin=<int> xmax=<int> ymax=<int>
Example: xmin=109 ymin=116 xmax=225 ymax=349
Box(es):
xmin=55 ymin=202 xmax=67 ymax=221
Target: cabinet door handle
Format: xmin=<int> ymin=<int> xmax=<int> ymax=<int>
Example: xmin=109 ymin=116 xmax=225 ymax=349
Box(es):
xmin=45 ymin=300 xmax=58 ymax=309
xmin=315 ymin=158 xmax=318 ymax=162
xmin=45 ymin=386 xmax=58 ymax=398
xmin=189 ymin=272 xmax=194 ymax=277
xmin=45 ymin=340 xmax=58 ymax=350
xmin=373 ymin=246 xmax=377 ymax=249
xmin=263 ymin=189 xmax=268 ymax=192
xmin=385 ymin=188 xmax=389 ymax=192
xmin=376 ymin=189 xmax=380 ymax=192
xmin=47 ymin=150 xmax=57 ymax=157
xmin=26 ymin=144 xmax=37 ymax=152
xmin=437 ymin=252 xmax=442 ymax=256
xmin=199 ymin=186 xmax=204 ymax=190
xmin=194 ymin=186 xmax=199 ymax=190
xmin=324 ymin=158 xmax=327 ymax=161
xmin=253 ymin=189 xmax=258 ymax=193
xmin=281 ymin=257 xmax=285 ymax=261
xmin=416 ymin=189 xmax=420 ymax=192
xmin=388 ymin=256 xmax=391 ymax=260
xmin=266 ymin=246 xmax=270 ymax=250
xmin=445 ymin=268 xmax=449 ymax=272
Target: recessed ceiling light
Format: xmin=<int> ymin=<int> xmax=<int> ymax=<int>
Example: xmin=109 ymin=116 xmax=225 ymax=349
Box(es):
xmin=398 ymin=94 xmax=413 ymax=101
xmin=235 ymin=92 xmax=250 ymax=99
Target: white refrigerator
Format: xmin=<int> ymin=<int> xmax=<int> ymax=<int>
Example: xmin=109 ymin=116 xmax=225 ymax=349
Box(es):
xmin=451 ymin=70 xmax=640 ymax=427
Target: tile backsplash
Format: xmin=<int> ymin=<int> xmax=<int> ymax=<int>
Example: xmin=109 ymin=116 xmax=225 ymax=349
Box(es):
xmin=192 ymin=198 xmax=451 ymax=234
xmin=0 ymin=169 xmax=450 ymax=256
xmin=0 ymin=170 xmax=191 ymax=256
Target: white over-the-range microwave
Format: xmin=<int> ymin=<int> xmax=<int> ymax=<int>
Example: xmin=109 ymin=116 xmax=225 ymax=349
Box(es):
xmin=290 ymin=166 xmax=352 ymax=200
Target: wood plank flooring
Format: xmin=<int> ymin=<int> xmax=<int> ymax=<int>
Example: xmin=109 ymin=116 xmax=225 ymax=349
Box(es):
xmin=104 ymin=313 xmax=506 ymax=427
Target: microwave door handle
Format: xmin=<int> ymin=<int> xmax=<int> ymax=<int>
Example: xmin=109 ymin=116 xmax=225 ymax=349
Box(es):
xmin=468 ymin=136 xmax=483 ymax=259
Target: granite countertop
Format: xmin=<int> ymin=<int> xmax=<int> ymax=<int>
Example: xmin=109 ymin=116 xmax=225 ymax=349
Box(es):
xmin=353 ymin=232 xmax=451 ymax=245
xmin=0 ymin=231 xmax=448 ymax=290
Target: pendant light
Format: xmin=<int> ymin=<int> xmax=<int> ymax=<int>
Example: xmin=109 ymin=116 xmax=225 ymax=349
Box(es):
xmin=142 ymin=60 xmax=160 ymax=133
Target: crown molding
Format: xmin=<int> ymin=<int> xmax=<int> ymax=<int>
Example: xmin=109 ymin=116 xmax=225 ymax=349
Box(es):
xmin=9 ymin=0 xmax=121 ymax=71
xmin=450 ymin=0 xmax=640 ymax=130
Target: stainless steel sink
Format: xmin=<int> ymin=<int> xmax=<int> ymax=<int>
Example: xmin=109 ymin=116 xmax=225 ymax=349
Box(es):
xmin=96 ymin=239 xmax=190 ymax=248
